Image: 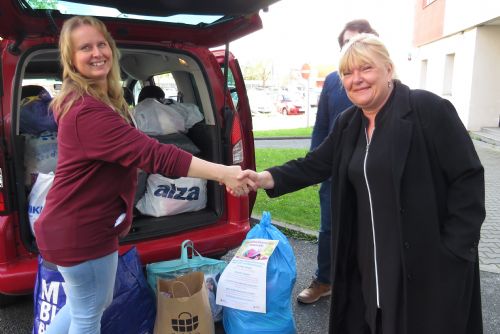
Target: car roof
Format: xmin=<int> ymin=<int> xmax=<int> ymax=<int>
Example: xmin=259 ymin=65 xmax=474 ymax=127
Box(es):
xmin=0 ymin=0 xmax=280 ymax=48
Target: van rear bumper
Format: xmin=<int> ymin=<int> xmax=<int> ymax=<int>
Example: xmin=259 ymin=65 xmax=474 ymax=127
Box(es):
xmin=0 ymin=219 xmax=250 ymax=296
xmin=0 ymin=256 xmax=37 ymax=295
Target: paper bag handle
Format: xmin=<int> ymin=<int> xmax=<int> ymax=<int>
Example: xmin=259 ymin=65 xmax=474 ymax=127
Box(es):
xmin=171 ymin=281 xmax=191 ymax=298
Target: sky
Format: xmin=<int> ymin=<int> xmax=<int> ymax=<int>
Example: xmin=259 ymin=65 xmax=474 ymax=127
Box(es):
xmin=230 ymin=0 xmax=416 ymax=82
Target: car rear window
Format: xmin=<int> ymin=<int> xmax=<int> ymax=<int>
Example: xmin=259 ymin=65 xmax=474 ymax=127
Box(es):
xmin=25 ymin=0 xmax=223 ymax=25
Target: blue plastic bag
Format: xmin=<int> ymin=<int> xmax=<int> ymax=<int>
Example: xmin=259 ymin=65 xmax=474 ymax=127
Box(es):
xmin=20 ymin=88 xmax=57 ymax=135
xmin=32 ymin=247 xmax=156 ymax=334
xmin=223 ymin=211 xmax=297 ymax=334
xmin=101 ymin=247 xmax=156 ymax=334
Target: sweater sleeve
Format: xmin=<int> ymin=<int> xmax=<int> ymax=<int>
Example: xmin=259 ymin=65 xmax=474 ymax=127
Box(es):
xmin=74 ymin=97 xmax=192 ymax=177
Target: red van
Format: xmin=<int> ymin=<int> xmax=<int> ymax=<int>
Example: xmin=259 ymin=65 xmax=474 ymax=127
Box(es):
xmin=0 ymin=0 xmax=277 ymax=305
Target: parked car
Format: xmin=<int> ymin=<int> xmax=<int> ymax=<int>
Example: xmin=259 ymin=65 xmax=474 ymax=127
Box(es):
xmin=0 ymin=0 xmax=277 ymax=305
xmin=276 ymin=94 xmax=305 ymax=115
xmin=248 ymin=89 xmax=274 ymax=115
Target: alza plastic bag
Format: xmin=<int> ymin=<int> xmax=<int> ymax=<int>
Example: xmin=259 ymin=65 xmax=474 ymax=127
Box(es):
xmin=223 ymin=211 xmax=297 ymax=334
xmin=135 ymin=174 xmax=207 ymax=217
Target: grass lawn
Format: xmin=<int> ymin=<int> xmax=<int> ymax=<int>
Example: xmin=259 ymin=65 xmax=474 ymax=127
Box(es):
xmin=253 ymin=127 xmax=313 ymax=138
xmin=252 ymin=147 xmax=320 ymax=231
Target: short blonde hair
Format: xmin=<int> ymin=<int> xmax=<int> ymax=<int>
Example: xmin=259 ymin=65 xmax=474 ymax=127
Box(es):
xmin=51 ymin=16 xmax=129 ymax=121
xmin=338 ymin=33 xmax=395 ymax=80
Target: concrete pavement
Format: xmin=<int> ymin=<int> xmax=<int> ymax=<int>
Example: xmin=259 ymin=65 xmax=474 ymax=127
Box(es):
xmin=475 ymin=140 xmax=500 ymax=273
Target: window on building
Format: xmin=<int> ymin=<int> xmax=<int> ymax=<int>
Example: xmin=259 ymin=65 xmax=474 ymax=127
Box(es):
xmin=420 ymin=59 xmax=428 ymax=89
xmin=443 ymin=53 xmax=455 ymax=96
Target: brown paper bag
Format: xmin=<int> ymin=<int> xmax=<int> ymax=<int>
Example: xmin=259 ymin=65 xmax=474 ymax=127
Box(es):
xmin=154 ymin=271 xmax=215 ymax=334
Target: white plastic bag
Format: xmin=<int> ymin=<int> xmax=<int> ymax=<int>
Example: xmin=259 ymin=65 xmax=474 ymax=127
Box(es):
xmin=24 ymin=131 xmax=58 ymax=185
xmin=167 ymin=101 xmax=204 ymax=130
xmin=132 ymin=98 xmax=186 ymax=135
xmin=136 ymin=174 xmax=207 ymax=217
xmin=28 ymin=172 xmax=54 ymax=235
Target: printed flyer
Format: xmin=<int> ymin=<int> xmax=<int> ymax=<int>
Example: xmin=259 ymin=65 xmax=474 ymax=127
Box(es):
xmin=215 ymin=238 xmax=279 ymax=313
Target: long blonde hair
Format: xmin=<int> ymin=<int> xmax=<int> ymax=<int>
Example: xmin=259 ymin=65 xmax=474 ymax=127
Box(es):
xmin=51 ymin=16 xmax=129 ymax=121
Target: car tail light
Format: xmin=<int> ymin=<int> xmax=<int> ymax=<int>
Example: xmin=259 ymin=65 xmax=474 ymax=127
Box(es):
xmin=230 ymin=114 xmax=244 ymax=164
xmin=0 ymin=167 xmax=8 ymax=214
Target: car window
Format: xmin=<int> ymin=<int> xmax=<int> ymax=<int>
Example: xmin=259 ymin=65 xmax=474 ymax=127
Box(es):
xmin=26 ymin=1 xmax=224 ymax=25
xmin=21 ymin=78 xmax=62 ymax=98
xmin=153 ymin=73 xmax=179 ymax=100
xmin=219 ymin=67 xmax=239 ymax=107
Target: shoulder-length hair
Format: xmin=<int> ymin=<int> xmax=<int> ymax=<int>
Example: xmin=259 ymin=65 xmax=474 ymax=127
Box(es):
xmin=50 ymin=16 xmax=129 ymax=121
xmin=338 ymin=33 xmax=395 ymax=80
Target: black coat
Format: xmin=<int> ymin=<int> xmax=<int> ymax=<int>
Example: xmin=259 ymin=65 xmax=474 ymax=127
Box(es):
xmin=266 ymin=82 xmax=485 ymax=334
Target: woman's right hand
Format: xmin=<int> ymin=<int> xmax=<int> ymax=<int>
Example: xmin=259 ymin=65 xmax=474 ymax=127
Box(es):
xmin=238 ymin=170 xmax=274 ymax=190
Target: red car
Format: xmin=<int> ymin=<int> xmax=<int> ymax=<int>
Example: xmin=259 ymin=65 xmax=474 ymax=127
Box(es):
xmin=0 ymin=0 xmax=278 ymax=305
xmin=276 ymin=94 xmax=305 ymax=115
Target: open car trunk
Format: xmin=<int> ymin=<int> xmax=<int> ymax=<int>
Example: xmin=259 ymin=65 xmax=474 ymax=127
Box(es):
xmin=15 ymin=45 xmax=230 ymax=252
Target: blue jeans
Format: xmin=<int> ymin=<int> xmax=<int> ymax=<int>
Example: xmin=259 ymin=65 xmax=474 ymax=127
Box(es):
xmin=46 ymin=251 xmax=118 ymax=334
xmin=315 ymin=179 xmax=332 ymax=284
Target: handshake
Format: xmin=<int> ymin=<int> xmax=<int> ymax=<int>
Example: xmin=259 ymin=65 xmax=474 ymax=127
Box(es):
xmin=220 ymin=166 xmax=274 ymax=197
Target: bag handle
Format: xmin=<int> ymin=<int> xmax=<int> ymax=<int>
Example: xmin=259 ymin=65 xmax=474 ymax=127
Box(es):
xmin=180 ymin=240 xmax=204 ymax=263
xmin=171 ymin=280 xmax=191 ymax=298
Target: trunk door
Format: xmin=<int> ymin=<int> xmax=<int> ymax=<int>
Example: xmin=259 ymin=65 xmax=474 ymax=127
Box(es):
xmin=213 ymin=49 xmax=257 ymax=210
xmin=0 ymin=0 xmax=278 ymax=48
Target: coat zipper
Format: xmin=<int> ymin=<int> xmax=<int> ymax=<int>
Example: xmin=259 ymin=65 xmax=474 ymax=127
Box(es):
xmin=364 ymin=128 xmax=380 ymax=308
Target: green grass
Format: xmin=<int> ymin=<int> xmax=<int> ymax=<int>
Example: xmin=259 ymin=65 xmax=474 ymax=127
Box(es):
xmin=252 ymin=148 xmax=320 ymax=231
xmin=253 ymin=127 xmax=313 ymax=138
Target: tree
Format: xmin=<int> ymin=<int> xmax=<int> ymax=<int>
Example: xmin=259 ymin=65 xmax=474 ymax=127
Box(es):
xmin=26 ymin=0 xmax=58 ymax=10
xmin=242 ymin=60 xmax=273 ymax=87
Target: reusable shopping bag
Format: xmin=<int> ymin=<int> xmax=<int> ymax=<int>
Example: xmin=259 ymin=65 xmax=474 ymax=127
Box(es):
xmin=135 ymin=174 xmax=207 ymax=217
xmin=32 ymin=247 xmax=156 ymax=334
xmin=154 ymin=271 xmax=214 ymax=334
xmin=223 ymin=211 xmax=297 ymax=334
xmin=32 ymin=256 xmax=66 ymax=334
xmin=147 ymin=240 xmax=226 ymax=321
xmin=28 ymin=172 xmax=54 ymax=235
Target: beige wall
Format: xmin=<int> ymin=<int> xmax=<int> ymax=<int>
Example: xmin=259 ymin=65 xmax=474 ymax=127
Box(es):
xmin=413 ymin=0 xmax=446 ymax=47
xmin=413 ymin=25 xmax=500 ymax=130
xmin=468 ymin=25 xmax=500 ymax=129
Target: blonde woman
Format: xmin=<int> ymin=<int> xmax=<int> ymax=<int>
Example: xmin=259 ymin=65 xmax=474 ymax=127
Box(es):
xmin=36 ymin=16 xmax=251 ymax=334
xmin=241 ymin=34 xmax=484 ymax=334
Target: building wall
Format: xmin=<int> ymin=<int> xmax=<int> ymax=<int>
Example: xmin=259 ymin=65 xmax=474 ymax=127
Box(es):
xmin=413 ymin=0 xmax=445 ymax=46
xmin=415 ymin=30 xmax=476 ymax=128
xmin=412 ymin=0 xmax=500 ymax=130
xmin=468 ymin=25 xmax=500 ymax=129
xmin=444 ymin=0 xmax=500 ymax=35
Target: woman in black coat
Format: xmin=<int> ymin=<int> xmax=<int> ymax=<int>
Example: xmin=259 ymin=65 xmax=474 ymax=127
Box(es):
xmin=241 ymin=34 xmax=485 ymax=334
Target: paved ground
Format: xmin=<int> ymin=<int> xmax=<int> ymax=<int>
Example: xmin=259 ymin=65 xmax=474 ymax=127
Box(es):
xmin=475 ymin=140 xmax=500 ymax=273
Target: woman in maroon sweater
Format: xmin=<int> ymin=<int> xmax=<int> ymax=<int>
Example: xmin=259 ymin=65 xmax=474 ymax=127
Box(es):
xmin=36 ymin=16 xmax=250 ymax=334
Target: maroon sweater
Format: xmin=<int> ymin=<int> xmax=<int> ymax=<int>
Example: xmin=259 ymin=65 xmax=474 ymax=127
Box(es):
xmin=34 ymin=95 xmax=192 ymax=266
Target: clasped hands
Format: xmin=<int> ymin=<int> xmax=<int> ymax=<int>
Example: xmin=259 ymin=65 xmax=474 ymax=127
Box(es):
xmin=220 ymin=166 xmax=274 ymax=197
